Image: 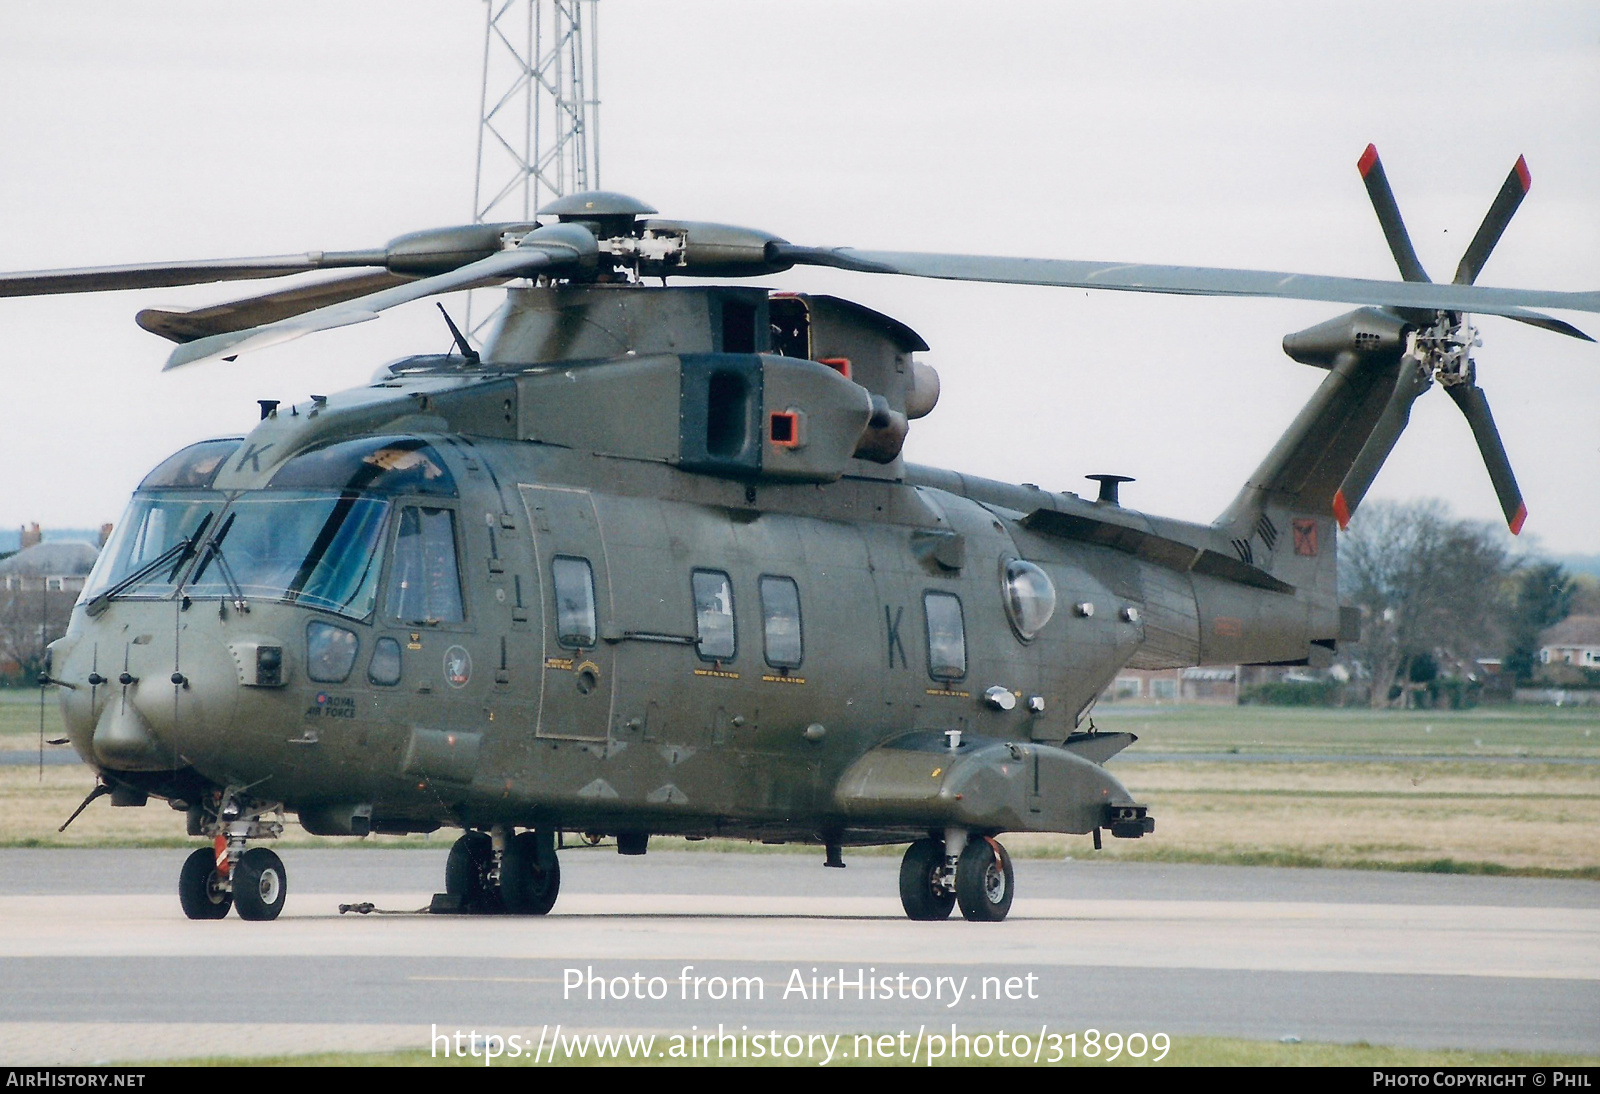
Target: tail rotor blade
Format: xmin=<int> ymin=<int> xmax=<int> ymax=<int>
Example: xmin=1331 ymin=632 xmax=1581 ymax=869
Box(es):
xmin=1445 ymin=382 xmax=1527 ymax=533
xmin=1332 ymin=358 xmax=1432 ymax=529
xmin=1357 ymin=144 xmax=1431 ymax=283
xmin=1453 ymin=157 xmax=1531 ymax=286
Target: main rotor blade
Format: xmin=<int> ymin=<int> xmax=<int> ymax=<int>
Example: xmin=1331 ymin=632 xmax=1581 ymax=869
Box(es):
xmin=0 ymin=252 xmax=386 ymax=297
xmin=1331 ymin=358 xmax=1433 ymax=529
xmin=0 ymin=223 xmax=532 ymax=300
xmin=1444 ymin=382 xmax=1527 ymax=533
xmin=1357 ymin=144 xmax=1430 ymax=283
xmin=1507 ymin=311 xmax=1593 ymax=342
xmin=161 ymin=222 xmax=596 ymax=369
xmin=164 ymin=250 xmax=543 ymax=369
xmin=137 ymin=271 xmax=419 ymax=344
xmin=770 ymin=244 xmax=1600 ymax=319
xmin=1454 ymin=156 xmax=1531 ymax=287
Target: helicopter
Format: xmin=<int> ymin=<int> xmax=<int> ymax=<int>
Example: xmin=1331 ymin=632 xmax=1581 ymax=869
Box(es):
xmin=6 ymin=147 xmax=1595 ymax=923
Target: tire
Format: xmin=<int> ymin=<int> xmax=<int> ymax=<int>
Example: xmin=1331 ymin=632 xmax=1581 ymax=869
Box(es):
xmin=445 ymin=831 xmax=499 ymax=913
xmin=178 ymin=846 xmax=232 ymax=920
xmin=898 ymin=838 xmax=955 ymax=921
xmin=233 ymin=847 xmax=288 ymax=921
xmin=955 ymin=837 xmax=1014 ymax=922
xmin=501 ymin=830 xmax=560 ymax=915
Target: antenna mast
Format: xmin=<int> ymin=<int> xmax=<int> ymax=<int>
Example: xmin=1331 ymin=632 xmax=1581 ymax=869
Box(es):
xmin=467 ymin=0 xmax=601 ymax=336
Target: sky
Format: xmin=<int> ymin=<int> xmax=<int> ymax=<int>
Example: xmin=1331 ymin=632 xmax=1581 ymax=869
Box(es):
xmin=0 ymin=1 xmax=1596 ymax=554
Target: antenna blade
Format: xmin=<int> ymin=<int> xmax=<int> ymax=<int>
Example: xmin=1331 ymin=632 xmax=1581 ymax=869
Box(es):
xmin=1454 ymin=156 xmax=1532 ymax=286
xmin=1357 ymin=144 xmax=1431 ymax=283
xmin=1331 ymin=359 xmax=1432 ymax=529
xmin=136 ymin=271 xmax=419 ymax=344
xmin=1445 ymin=381 xmax=1527 ymax=533
xmin=770 ymin=244 xmax=1600 ymax=319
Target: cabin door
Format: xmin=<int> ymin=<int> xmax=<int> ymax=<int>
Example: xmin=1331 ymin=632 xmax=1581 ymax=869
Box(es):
xmin=520 ymin=485 xmax=615 ymax=742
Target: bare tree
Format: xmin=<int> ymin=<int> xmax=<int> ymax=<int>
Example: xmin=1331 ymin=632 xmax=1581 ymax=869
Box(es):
xmin=0 ymin=585 xmax=78 ymax=682
xmin=1339 ymin=500 xmax=1513 ymax=708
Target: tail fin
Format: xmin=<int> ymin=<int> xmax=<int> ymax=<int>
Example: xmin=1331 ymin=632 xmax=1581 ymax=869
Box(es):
xmin=1215 ymin=307 xmax=1411 ymax=620
xmin=1221 ymin=307 xmax=1411 ymax=530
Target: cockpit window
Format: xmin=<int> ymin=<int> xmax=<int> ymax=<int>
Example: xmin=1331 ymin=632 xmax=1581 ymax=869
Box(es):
xmin=80 ymin=493 xmax=221 ymax=602
xmin=138 ymin=439 xmax=243 ymax=490
xmin=268 ymin=436 xmax=457 ymax=497
xmin=385 ymin=506 xmax=465 ymax=624
xmin=185 ymin=492 xmax=390 ymax=619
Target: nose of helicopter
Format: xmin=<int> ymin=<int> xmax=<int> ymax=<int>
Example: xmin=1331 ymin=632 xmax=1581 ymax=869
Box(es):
xmin=57 ymin=613 xmax=244 ymax=773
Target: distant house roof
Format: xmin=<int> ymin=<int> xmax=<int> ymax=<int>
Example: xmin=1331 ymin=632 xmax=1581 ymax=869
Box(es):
xmin=1539 ymin=615 xmax=1600 ymax=650
xmin=0 ymin=541 xmax=99 ymax=577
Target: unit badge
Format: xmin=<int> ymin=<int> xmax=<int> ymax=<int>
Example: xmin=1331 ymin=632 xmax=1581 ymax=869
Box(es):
xmin=1292 ymin=519 xmax=1319 ymax=557
xmin=444 ymin=645 xmax=472 ymax=688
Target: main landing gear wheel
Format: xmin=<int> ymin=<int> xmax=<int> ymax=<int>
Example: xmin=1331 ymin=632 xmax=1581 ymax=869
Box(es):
xmin=955 ymin=837 xmax=1014 ymax=923
xmin=445 ymin=831 xmax=500 ymax=913
xmin=899 ymin=838 xmax=956 ymax=921
xmin=501 ymin=831 xmax=561 ymax=915
xmin=178 ymin=846 xmax=232 ymax=920
xmin=233 ymin=847 xmax=288 ymax=921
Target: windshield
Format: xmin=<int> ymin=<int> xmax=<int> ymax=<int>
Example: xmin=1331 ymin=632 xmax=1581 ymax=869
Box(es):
xmin=186 ymin=492 xmax=391 ymax=619
xmin=80 ymin=493 xmax=222 ymax=602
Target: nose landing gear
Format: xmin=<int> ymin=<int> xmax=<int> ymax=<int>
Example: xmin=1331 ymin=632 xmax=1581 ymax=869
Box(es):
xmin=177 ymin=789 xmax=287 ymax=921
xmin=897 ymin=831 xmax=1015 ymax=923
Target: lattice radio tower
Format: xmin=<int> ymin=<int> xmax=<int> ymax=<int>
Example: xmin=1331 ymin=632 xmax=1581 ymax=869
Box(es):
xmin=466 ymin=0 xmax=601 ymax=336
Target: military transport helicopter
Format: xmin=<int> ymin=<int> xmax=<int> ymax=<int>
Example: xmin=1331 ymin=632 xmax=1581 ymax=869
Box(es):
xmin=6 ymin=147 xmax=1595 ymax=922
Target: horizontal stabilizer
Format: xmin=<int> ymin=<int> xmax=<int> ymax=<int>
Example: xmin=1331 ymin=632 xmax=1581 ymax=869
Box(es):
xmin=1061 ymin=731 xmax=1138 ymax=766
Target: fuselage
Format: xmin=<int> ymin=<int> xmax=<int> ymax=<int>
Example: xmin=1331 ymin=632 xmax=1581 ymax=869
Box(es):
xmin=50 ymin=285 xmax=1340 ymax=844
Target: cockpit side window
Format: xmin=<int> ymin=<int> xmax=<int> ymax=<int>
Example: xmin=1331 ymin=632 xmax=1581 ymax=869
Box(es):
xmin=385 ymin=506 xmax=465 ymax=624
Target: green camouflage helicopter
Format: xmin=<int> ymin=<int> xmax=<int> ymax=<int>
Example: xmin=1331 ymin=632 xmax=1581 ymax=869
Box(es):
xmin=7 ymin=147 xmax=1594 ymax=922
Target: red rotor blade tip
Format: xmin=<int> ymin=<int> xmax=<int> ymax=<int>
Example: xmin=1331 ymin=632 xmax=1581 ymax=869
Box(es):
xmin=1509 ymin=502 xmax=1527 ymax=536
xmin=1514 ymin=156 xmax=1531 ymax=193
xmin=1358 ymin=144 xmax=1380 ymax=178
xmin=1332 ymin=490 xmax=1352 ymax=531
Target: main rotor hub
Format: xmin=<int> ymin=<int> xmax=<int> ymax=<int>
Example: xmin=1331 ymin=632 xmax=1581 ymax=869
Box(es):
xmin=538 ymin=191 xmax=657 ymax=240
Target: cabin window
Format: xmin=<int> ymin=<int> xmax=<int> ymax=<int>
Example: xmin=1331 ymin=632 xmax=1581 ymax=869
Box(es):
xmin=385 ymin=506 xmax=464 ymax=624
xmin=692 ymin=569 xmax=736 ymax=662
xmin=552 ymin=556 xmax=597 ymax=649
xmin=368 ymin=636 xmax=402 ymax=686
xmin=760 ymin=575 xmax=803 ymax=669
xmin=924 ymin=591 xmax=967 ymax=681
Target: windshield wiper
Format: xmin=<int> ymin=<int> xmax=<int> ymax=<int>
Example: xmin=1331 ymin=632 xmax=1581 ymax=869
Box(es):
xmin=85 ymin=512 xmax=214 ymax=617
xmin=188 ymin=512 xmax=249 ymax=613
